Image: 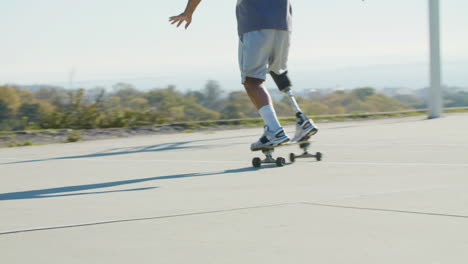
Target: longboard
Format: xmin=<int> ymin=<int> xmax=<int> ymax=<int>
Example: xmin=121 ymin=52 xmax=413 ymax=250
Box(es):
xmin=251 ymin=140 xmax=313 ymax=151
xmin=251 ymin=138 xmax=322 ymax=168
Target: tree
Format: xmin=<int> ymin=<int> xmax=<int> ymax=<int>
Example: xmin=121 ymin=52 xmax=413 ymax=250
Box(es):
xmin=302 ymin=101 xmax=329 ymax=115
xmin=393 ymin=94 xmax=425 ymax=109
xmin=445 ymin=91 xmax=468 ymax=107
xmin=144 ymin=87 xmax=220 ymax=122
xmin=34 ymin=87 xmax=68 ymax=107
xmin=352 ymin=87 xmax=376 ymax=101
xmin=0 ymin=99 xmax=11 ymax=121
xmin=0 ymin=85 xmax=21 ymax=113
xmin=85 ymin=87 xmax=107 ymax=105
xmin=112 ymin=83 xmax=142 ymax=108
xmin=146 ymin=87 xmax=186 ymax=115
xmin=202 ymin=80 xmax=224 ymax=111
xmin=187 ymin=80 xmax=225 ymax=111
xmin=17 ymin=103 xmax=41 ymax=123
xmin=322 ymin=91 xmax=350 ymax=110
xmin=221 ymin=91 xmax=257 ymax=119
xmin=183 ymin=103 xmax=220 ymax=121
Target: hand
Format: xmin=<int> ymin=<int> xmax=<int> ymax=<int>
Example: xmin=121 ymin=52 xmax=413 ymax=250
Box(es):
xmin=169 ymin=13 xmax=193 ymax=29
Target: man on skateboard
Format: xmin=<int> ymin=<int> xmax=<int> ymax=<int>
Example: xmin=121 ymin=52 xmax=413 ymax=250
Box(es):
xmin=169 ymin=0 xmax=318 ymax=150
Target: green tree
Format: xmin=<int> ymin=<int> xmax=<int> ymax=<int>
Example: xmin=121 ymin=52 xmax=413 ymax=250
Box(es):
xmin=445 ymin=91 xmax=468 ymax=107
xmin=112 ymin=83 xmax=143 ymax=109
xmin=201 ymin=80 xmax=224 ymax=111
xmin=0 ymin=98 xmax=11 ymax=121
xmin=393 ymin=94 xmax=425 ymax=109
xmin=221 ymin=91 xmax=257 ymax=119
xmin=352 ymin=87 xmax=376 ymax=101
xmin=186 ymin=80 xmax=224 ymax=111
xmin=365 ymin=94 xmax=404 ymax=112
xmin=17 ymin=103 xmax=41 ymax=123
xmin=0 ymin=85 xmax=21 ymax=113
xmin=145 ymin=87 xmax=220 ymax=122
xmin=85 ymin=87 xmax=107 ymax=105
xmin=34 ymin=87 xmax=68 ymax=107
xmin=302 ymin=101 xmax=329 ymax=115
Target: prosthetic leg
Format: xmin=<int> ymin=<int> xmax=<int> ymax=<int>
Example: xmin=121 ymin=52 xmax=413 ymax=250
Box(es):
xmin=268 ymin=71 xmax=322 ymax=164
xmin=270 ymin=71 xmax=308 ymax=122
xmin=251 ymin=72 xmax=323 ymax=168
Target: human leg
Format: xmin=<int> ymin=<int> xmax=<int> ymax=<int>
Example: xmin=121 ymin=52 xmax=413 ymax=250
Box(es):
xmin=269 ymin=31 xmax=318 ymax=142
xmin=243 ymin=77 xmax=281 ymax=132
xmin=243 ymin=77 xmax=271 ymax=110
xmin=243 ymin=76 xmax=289 ymax=149
xmin=270 ymin=71 xmax=318 ymax=141
xmin=238 ymin=30 xmax=290 ymax=148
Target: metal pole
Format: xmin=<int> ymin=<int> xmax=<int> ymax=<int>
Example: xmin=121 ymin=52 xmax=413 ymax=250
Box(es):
xmin=428 ymin=0 xmax=442 ymax=118
xmin=69 ymin=68 xmax=75 ymax=90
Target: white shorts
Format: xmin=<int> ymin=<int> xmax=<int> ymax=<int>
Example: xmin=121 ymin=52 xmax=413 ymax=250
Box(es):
xmin=238 ymin=29 xmax=291 ymax=84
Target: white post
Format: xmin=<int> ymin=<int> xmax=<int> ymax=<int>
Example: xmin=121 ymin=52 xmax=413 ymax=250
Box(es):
xmin=69 ymin=67 xmax=76 ymax=90
xmin=428 ymin=0 xmax=442 ymax=118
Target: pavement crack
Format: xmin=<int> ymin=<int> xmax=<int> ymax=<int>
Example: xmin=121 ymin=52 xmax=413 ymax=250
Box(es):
xmin=0 ymin=202 xmax=297 ymax=236
xmin=301 ymin=202 xmax=468 ymax=219
xmin=3 ymin=201 xmax=467 ymax=236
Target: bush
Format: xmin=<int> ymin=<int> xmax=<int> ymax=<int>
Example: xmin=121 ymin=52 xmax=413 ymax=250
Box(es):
xmin=66 ymin=131 xmax=83 ymax=142
xmin=6 ymin=140 xmax=33 ymax=147
xmin=23 ymin=140 xmax=33 ymax=146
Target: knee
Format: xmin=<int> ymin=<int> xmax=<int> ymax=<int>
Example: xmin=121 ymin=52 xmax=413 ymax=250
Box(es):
xmin=270 ymin=71 xmax=292 ymax=92
xmin=243 ymin=77 xmax=264 ymax=91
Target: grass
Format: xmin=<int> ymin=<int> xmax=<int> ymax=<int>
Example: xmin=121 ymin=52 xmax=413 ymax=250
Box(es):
xmin=2 ymin=107 xmax=468 ymax=137
xmin=7 ymin=140 xmax=34 ymax=147
xmin=65 ymin=131 xmax=83 ymax=143
xmin=445 ymin=107 xmax=468 ymax=114
xmin=0 ymin=129 xmax=64 ymax=136
xmin=166 ymin=107 xmax=468 ymax=129
xmin=1 ymin=107 xmax=467 ymax=149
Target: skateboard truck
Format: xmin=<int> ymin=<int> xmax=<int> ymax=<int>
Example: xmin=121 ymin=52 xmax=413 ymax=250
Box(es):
xmin=252 ymin=149 xmax=286 ymax=168
xmin=289 ymin=141 xmax=322 ymax=163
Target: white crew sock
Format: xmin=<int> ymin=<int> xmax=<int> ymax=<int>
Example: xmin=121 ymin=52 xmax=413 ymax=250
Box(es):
xmin=258 ymin=104 xmax=282 ymax=131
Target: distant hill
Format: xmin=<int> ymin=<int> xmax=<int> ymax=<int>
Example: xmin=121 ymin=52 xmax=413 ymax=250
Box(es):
xmin=12 ymin=84 xmax=64 ymax=92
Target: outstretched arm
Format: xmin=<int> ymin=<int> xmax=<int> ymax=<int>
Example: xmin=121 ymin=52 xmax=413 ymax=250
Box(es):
xmin=169 ymin=0 xmax=202 ymax=29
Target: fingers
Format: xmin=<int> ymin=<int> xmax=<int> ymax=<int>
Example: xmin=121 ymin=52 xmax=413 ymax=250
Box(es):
xmin=168 ymin=14 xmax=192 ymax=29
xmin=169 ymin=17 xmax=184 ymax=27
xmin=169 ymin=16 xmax=182 ymax=25
xmin=177 ymin=20 xmax=184 ymax=27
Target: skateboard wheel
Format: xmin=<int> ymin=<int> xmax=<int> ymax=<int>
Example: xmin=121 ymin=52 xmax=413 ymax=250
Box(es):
xmin=276 ymin=157 xmax=285 ymax=167
xmin=252 ymin=157 xmax=262 ymax=168
xmin=316 ymin=152 xmax=322 ymax=161
xmin=289 ymin=153 xmax=296 ymax=163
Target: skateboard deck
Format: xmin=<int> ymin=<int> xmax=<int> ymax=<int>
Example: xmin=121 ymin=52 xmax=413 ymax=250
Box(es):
xmin=251 ymin=140 xmax=313 ymax=151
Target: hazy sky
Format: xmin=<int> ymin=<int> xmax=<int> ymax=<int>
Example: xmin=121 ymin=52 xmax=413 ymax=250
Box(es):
xmin=1 ymin=0 xmax=467 ymax=91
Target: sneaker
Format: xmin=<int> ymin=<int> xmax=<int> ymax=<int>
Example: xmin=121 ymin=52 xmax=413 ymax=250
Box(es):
xmin=292 ymin=119 xmax=318 ymax=142
xmin=251 ymin=126 xmax=290 ymax=150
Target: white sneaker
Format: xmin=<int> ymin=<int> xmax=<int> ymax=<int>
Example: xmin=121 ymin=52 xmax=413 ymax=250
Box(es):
xmin=292 ymin=119 xmax=318 ymax=142
xmin=251 ymin=126 xmax=290 ymax=150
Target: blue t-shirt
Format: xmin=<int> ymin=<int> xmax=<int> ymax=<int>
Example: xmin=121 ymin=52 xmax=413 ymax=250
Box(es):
xmin=236 ymin=0 xmax=292 ymax=36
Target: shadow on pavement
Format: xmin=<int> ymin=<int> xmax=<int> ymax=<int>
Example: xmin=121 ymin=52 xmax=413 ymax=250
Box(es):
xmin=0 ymin=167 xmax=258 ymax=201
xmin=1 ymin=135 xmax=253 ymax=165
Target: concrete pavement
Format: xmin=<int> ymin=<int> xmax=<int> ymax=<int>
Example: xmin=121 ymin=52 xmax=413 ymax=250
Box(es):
xmin=1 ymin=114 xmax=468 ymax=263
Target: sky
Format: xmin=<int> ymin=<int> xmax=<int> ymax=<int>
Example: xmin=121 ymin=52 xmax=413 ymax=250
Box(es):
xmin=1 ymin=0 xmax=467 ymax=91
